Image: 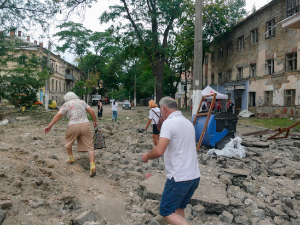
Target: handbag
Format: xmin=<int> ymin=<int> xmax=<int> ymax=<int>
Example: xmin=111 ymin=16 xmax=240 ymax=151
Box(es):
xmin=94 ymin=127 xmax=106 ymax=149
xmin=151 ymin=109 xmax=164 ymax=132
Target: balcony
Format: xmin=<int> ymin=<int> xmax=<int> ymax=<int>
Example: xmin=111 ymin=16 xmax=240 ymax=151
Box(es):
xmin=282 ymin=0 xmax=300 ymax=29
xmin=65 ymin=74 xmax=74 ymax=81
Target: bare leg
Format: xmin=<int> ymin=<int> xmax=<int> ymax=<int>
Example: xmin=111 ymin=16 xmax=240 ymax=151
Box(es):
xmin=154 ymin=134 xmax=159 ymax=146
xmin=164 ymin=211 xmax=189 ymax=225
xmin=152 ymin=134 xmax=156 ymax=146
xmin=175 ymin=208 xmax=185 ymax=217
xmin=88 ymin=151 xmax=95 ymax=163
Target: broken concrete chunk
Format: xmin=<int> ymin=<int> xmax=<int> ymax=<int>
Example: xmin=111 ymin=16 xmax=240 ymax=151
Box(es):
xmin=251 ymin=209 xmax=265 ymax=219
xmin=0 ymin=200 xmax=12 ymax=209
xmin=142 ymin=199 xmax=160 ymax=215
xmin=220 ymin=211 xmax=234 ymax=224
xmin=192 ymin=204 xmax=205 ymax=217
xmin=72 ymin=211 xmax=96 ymax=225
xmin=265 ymin=206 xmax=289 ymax=220
xmin=0 ymin=210 xmax=5 ymax=225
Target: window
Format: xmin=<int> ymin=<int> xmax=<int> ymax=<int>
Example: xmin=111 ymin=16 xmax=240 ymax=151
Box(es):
xmin=250 ymin=64 xmax=256 ymax=77
xmin=56 ymin=65 xmax=57 ymax=72
xmin=227 ymin=70 xmax=232 ymax=82
xmin=264 ymin=91 xmax=273 ymax=106
xmin=218 ymin=73 xmax=222 ymax=83
xmin=51 ymin=62 xmax=54 ymax=68
xmin=251 ymin=28 xmax=258 ymax=44
xmin=266 ymin=19 xmax=275 ymax=38
xmin=205 ymin=77 xmax=208 ymax=86
xmin=52 ymin=79 xmax=54 ymax=91
xmin=218 ymin=47 xmax=223 ymax=58
xmin=237 ymin=67 xmax=243 ymax=80
xmin=180 ymin=82 xmax=186 ymax=92
xmin=237 ymin=36 xmax=244 ymax=50
xmin=287 ymin=0 xmax=300 ymax=17
xmin=266 ymin=59 xmax=274 ymax=74
xmin=211 ymin=74 xmax=215 ymax=85
xmin=205 ymin=55 xmax=209 ymax=65
xmin=249 ymin=92 xmax=256 ymax=107
xmin=56 ymin=80 xmax=58 ymax=91
xmin=59 ymin=66 xmax=61 ymax=73
xmin=284 ymin=89 xmax=295 ymax=106
xmin=227 ymin=42 xmax=233 ymax=55
xmin=59 ymin=81 xmax=61 ymax=92
xmin=286 ymin=53 xmax=297 ymax=71
xmin=211 ymin=52 xmax=215 ymax=62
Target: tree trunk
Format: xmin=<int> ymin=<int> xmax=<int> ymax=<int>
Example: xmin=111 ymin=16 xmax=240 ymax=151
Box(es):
xmin=154 ymin=61 xmax=164 ymax=104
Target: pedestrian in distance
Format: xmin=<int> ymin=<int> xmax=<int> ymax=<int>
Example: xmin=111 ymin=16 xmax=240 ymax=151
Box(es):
xmin=111 ymin=100 xmax=118 ymax=121
xmin=44 ymin=92 xmax=97 ymax=177
xmin=142 ymin=97 xmax=201 ymax=225
xmin=98 ymin=100 xmax=103 ymax=120
xmin=145 ymin=100 xmax=161 ymax=147
xmin=201 ymin=99 xmax=208 ymax=111
xmin=227 ymin=100 xmax=235 ymax=114
xmin=217 ymin=100 xmax=222 ymax=113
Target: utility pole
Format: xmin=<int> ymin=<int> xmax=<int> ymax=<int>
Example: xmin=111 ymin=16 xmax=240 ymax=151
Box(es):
xmin=192 ymin=0 xmax=203 ymax=115
xmin=45 ymin=40 xmax=51 ymax=110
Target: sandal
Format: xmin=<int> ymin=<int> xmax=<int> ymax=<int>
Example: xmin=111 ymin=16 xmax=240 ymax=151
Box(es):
xmin=90 ymin=168 xmax=96 ymax=177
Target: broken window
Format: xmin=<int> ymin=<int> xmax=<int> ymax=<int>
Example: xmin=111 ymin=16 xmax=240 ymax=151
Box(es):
xmin=250 ymin=64 xmax=256 ymax=77
xmin=211 ymin=52 xmax=215 ymax=62
xmin=266 ymin=59 xmax=274 ymax=75
xmin=284 ymin=89 xmax=295 ymax=107
xmin=227 ymin=70 xmax=232 ymax=82
xmin=218 ymin=47 xmax=223 ymax=58
xmin=218 ymin=72 xmax=222 ymax=83
xmin=211 ymin=74 xmax=214 ymax=85
xmin=249 ymin=92 xmax=256 ymax=107
xmin=227 ymin=42 xmax=233 ymax=55
xmin=264 ymin=91 xmax=273 ymax=106
xmin=205 ymin=55 xmax=209 ymax=65
xmin=237 ymin=67 xmax=243 ymax=80
xmin=266 ymin=19 xmax=275 ymax=38
xmin=286 ymin=0 xmax=300 ymax=17
xmin=251 ymin=28 xmax=258 ymax=44
xmin=237 ymin=36 xmax=244 ymax=50
xmin=286 ymin=53 xmax=297 ymax=71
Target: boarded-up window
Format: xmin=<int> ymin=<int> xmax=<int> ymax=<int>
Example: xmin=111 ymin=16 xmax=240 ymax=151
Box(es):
xmin=284 ymin=89 xmax=295 ymax=106
xmin=264 ymin=91 xmax=273 ymax=106
xmin=286 ymin=53 xmax=297 ymax=71
xmin=249 ymin=92 xmax=256 ymax=107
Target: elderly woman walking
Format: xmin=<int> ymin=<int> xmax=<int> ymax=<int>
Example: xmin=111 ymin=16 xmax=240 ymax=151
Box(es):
xmin=44 ymin=92 xmax=98 ymax=177
xmin=145 ymin=100 xmax=161 ymax=147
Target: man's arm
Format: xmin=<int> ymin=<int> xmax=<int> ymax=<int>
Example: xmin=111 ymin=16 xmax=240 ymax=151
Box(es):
xmin=142 ymin=138 xmax=170 ymax=163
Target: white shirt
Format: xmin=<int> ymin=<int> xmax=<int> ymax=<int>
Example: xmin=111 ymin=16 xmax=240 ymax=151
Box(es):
xmin=149 ymin=107 xmax=161 ymax=125
xmin=160 ymin=111 xmax=201 ymax=182
xmin=111 ymin=102 xmax=118 ymax=111
xmin=59 ymin=99 xmax=90 ymax=126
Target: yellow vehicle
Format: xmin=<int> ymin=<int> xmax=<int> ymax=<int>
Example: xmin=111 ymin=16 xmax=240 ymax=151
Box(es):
xmin=48 ymin=100 xmax=57 ymax=109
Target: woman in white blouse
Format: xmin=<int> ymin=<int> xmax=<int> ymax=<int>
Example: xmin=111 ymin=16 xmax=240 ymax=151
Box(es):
xmin=145 ymin=100 xmax=161 ymax=147
xmin=111 ymin=100 xmax=118 ymax=121
xmin=44 ymin=92 xmax=98 ymax=177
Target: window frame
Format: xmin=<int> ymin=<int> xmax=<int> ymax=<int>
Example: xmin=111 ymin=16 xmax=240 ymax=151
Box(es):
xmin=284 ymin=89 xmax=295 ymax=107
xmin=264 ymin=91 xmax=273 ymax=106
xmin=286 ymin=53 xmax=297 ymax=72
xmin=266 ymin=19 xmax=275 ymax=38
xmin=237 ymin=67 xmax=243 ymax=80
xmin=251 ymin=28 xmax=258 ymax=44
xmin=248 ymin=92 xmax=256 ymax=107
xmin=218 ymin=47 xmax=223 ymax=58
xmin=237 ymin=36 xmax=244 ymax=50
xmin=250 ymin=64 xmax=257 ymax=77
xmin=266 ymin=59 xmax=274 ymax=75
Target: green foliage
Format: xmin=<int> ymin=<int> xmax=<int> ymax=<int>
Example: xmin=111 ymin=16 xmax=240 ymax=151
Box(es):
xmin=72 ymin=81 xmax=88 ymax=97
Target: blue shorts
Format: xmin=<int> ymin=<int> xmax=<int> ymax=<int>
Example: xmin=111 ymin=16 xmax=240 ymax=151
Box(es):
xmin=159 ymin=177 xmax=200 ymax=217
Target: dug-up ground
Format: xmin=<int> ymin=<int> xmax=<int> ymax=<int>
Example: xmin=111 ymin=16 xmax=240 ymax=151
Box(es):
xmin=0 ymin=104 xmax=300 ymax=225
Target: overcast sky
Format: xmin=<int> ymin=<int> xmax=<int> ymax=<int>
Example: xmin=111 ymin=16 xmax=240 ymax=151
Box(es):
xmin=56 ymin=0 xmax=271 ymax=64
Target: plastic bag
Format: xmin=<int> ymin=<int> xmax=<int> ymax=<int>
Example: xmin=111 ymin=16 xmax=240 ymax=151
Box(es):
xmin=208 ymin=137 xmax=247 ymax=158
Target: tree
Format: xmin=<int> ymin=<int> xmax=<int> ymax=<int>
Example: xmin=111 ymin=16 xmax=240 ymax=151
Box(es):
xmin=0 ymin=0 xmax=98 ymax=31
xmin=100 ymin=0 xmax=189 ymax=103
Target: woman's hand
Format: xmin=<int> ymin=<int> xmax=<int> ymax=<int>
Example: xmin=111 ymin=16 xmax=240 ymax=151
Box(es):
xmin=44 ymin=125 xmax=52 ymax=134
xmin=145 ymin=125 xmax=148 ymax=131
xmin=93 ymin=122 xmax=98 ymax=128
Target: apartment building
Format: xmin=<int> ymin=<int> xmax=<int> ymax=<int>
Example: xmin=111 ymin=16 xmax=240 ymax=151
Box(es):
xmin=1 ymin=30 xmax=82 ymax=105
xmin=203 ymin=0 xmax=300 ymax=117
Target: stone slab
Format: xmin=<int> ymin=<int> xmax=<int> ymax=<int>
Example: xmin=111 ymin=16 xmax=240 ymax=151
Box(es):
xmin=15 ymin=116 xmax=31 ymax=120
xmin=140 ymin=173 xmax=229 ymax=213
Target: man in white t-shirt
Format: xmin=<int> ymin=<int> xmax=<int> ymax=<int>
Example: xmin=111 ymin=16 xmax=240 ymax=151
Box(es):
xmin=142 ymin=97 xmax=200 ymax=225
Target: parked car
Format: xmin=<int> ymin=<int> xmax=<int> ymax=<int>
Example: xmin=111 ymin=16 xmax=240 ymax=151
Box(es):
xmin=122 ymin=101 xmax=131 ymax=110
xmin=92 ymin=95 xmax=101 ymax=106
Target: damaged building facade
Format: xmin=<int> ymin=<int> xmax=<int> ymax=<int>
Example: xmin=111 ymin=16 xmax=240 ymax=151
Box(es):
xmin=203 ymin=0 xmax=300 ymax=116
